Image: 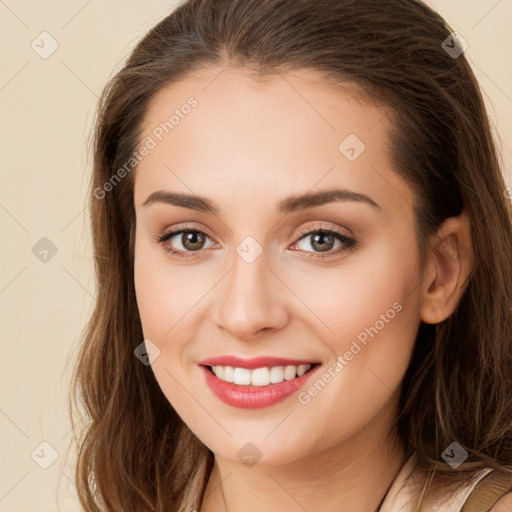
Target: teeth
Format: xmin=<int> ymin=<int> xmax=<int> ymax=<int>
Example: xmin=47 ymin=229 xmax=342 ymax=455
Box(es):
xmin=297 ymin=364 xmax=310 ymax=377
xmin=233 ymin=367 xmax=251 ymax=385
xmin=211 ymin=364 xmax=312 ymax=386
xmin=251 ymin=367 xmax=270 ymax=386
xmin=223 ymin=365 xmax=234 ymax=383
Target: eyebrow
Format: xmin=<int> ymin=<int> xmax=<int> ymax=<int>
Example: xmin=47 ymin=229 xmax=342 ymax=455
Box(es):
xmin=142 ymin=188 xmax=381 ymax=214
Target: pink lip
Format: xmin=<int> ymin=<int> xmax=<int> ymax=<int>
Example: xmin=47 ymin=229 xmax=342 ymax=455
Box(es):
xmin=198 ymin=363 xmax=321 ymax=409
xmin=198 ymin=355 xmax=320 ymax=370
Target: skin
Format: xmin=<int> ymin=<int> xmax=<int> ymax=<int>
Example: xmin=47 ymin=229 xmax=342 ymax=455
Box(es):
xmin=132 ymin=65 xmax=473 ymax=511
xmin=492 ymin=494 xmax=512 ymax=511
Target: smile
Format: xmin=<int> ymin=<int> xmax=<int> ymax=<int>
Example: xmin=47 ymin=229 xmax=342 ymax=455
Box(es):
xmin=209 ymin=364 xmax=313 ymax=386
xmin=198 ymin=356 xmax=321 ymax=408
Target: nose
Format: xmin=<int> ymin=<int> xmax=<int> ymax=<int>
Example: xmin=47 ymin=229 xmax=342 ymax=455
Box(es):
xmin=212 ymin=246 xmax=290 ymax=340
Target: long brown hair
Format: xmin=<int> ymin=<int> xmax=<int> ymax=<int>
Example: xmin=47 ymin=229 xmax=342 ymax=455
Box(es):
xmin=68 ymin=0 xmax=512 ymax=510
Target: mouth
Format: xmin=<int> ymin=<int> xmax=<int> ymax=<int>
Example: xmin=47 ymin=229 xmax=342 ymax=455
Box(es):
xmin=198 ymin=360 xmax=322 ymax=409
xmin=203 ymin=362 xmax=320 ymax=386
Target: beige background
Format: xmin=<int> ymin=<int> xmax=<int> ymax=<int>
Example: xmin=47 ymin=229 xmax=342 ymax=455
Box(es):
xmin=0 ymin=1 xmax=510 ymax=510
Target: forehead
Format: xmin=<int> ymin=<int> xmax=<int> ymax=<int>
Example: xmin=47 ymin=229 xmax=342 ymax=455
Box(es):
xmin=141 ymin=66 xmax=384 ymax=140
xmin=133 ymin=66 xmax=413 ymax=216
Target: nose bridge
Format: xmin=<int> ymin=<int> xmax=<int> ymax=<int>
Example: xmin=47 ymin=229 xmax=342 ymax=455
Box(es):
xmin=214 ymin=240 xmax=288 ymax=338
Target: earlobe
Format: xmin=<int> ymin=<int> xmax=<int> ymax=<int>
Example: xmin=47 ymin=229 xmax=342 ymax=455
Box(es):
xmin=420 ymin=210 xmax=474 ymax=325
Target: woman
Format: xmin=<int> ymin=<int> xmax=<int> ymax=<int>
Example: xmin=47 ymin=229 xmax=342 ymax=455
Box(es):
xmin=69 ymin=0 xmax=512 ymax=510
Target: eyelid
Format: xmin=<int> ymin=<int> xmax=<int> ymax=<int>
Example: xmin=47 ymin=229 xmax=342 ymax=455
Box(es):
xmin=155 ymin=220 xmax=352 ymax=240
xmin=153 ymin=222 xmax=216 ymax=243
xmin=294 ymin=221 xmax=353 ymax=240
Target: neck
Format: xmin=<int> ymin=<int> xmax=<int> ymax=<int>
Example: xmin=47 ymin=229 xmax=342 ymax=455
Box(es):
xmin=199 ymin=397 xmax=405 ymax=512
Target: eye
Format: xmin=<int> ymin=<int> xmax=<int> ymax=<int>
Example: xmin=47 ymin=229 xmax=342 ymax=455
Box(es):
xmin=155 ymin=224 xmax=216 ymax=258
xmin=290 ymin=223 xmax=357 ymax=259
xmin=154 ymin=222 xmax=357 ymax=260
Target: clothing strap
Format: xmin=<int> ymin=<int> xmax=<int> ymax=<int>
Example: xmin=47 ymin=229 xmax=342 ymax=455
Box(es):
xmin=462 ymin=470 xmax=512 ymax=512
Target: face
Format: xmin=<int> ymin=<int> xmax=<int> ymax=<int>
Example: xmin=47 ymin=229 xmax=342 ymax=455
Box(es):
xmin=133 ymin=66 xmax=425 ymax=467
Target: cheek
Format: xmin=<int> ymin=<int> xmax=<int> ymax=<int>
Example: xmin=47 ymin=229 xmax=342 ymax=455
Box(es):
xmin=134 ymin=240 xmax=168 ymax=339
xmin=134 ymin=235 xmax=207 ymax=341
xmin=133 ymin=240 xmax=201 ymax=412
xmin=288 ymin=237 xmax=420 ymax=345
xmin=288 ymin=240 xmax=421 ymax=413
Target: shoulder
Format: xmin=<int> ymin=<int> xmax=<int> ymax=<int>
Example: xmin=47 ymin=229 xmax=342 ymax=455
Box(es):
xmin=490 ymin=492 xmax=512 ymax=511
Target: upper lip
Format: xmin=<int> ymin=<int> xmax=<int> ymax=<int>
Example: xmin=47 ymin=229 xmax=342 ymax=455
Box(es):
xmin=198 ymin=355 xmax=320 ymax=370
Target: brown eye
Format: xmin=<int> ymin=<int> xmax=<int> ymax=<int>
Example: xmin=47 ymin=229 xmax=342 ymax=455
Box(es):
xmin=180 ymin=230 xmax=207 ymax=251
xmin=291 ymin=224 xmax=357 ymax=259
xmin=157 ymin=228 xmax=215 ymax=256
xmin=308 ymin=232 xmax=336 ymax=252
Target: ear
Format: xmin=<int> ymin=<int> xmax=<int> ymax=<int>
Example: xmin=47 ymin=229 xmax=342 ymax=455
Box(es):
xmin=420 ymin=210 xmax=475 ymax=325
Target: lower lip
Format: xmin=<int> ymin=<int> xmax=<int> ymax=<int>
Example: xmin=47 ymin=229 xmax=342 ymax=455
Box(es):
xmin=199 ymin=364 xmax=321 ymax=409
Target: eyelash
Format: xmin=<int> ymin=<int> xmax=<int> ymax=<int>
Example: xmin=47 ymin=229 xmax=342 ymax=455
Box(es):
xmin=155 ymin=222 xmax=357 ymax=260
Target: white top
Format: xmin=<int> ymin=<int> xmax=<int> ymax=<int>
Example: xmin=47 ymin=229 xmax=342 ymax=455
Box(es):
xmin=380 ymin=454 xmax=493 ymax=511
